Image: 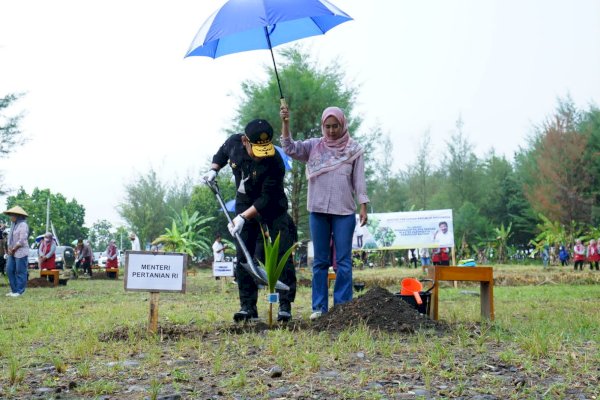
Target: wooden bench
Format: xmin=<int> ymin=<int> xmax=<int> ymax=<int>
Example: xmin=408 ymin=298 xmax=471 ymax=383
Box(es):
xmin=427 ymin=266 xmax=494 ymax=321
xmin=40 ymin=269 xmax=59 ymax=287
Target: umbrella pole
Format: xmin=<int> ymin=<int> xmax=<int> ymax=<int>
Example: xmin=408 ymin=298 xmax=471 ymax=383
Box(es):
xmin=264 ymin=27 xmax=285 ymax=101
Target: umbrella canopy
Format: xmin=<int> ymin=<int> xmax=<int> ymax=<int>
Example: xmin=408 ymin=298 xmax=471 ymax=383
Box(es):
xmin=224 ymin=199 xmax=236 ymax=213
xmin=185 ymin=0 xmax=352 ymax=98
xmin=35 ymin=234 xmax=58 ymax=244
xmin=275 ymin=145 xmax=292 ymax=171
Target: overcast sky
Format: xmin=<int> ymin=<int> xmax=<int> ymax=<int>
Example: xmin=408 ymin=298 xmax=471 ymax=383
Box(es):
xmin=1 ymin=0 xmax=599 ymax=229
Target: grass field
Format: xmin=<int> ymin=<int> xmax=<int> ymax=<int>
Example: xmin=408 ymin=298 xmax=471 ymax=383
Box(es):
xmin=0 ymin=265 xmax=598 ymax=399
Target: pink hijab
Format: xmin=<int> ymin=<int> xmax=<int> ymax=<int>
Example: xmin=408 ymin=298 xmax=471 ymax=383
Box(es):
xmin=306 ymin=107 xmax=364 ymax=179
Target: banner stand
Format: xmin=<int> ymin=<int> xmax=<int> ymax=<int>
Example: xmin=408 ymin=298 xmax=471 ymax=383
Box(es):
xmin=451 ymin=248 xmax=458 ymax=288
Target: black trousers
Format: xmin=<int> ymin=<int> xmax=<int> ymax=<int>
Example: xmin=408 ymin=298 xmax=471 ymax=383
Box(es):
xmin=235 ymin=213 xmax=297 ymax=309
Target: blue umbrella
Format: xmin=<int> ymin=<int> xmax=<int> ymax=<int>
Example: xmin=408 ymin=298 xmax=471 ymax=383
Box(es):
xmin=275 ymin=145 xmax=292 ymax=171
xmin=185 ymin=0 xmax=352 ymax=99
xmin=224 ymin=199 xmax=236 ymax=213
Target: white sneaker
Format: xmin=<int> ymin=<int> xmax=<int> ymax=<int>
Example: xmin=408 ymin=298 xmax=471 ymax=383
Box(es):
xmin=5 ymin=292 xmax=14 ymax=297
xmin=309 ymin=311 xmax=322 ymax=320
xmin=9 ymin=292 xmax=21 ymax=297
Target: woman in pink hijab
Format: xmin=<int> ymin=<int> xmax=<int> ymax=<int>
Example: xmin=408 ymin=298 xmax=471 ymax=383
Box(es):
xmin=280 ymin=105 xmax=369 ymax=320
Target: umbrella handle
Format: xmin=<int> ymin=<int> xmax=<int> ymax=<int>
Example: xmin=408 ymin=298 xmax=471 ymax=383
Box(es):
xmin=280 ymin=98 xmax=289 ymax=121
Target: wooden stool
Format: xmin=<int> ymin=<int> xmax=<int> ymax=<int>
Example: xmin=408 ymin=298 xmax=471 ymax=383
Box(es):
xmin=327 ymin=271 xmax=336 ymax=288
xmin=105 ymin=268 xmax=119 ymax=280
xmin=427 ymin=266 xmax=494 ymax=320
xmin=40 ymin=270 xmax=59 ymax=287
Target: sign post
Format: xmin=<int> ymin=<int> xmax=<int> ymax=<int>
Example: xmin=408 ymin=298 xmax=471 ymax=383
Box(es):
xmin=125 ymin=251 xmax=187 ymax=333
xmin=213 ymin=261 xmax=234 ymax=291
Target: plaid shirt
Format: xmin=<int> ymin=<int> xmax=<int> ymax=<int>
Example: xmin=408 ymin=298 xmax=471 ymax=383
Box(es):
xmin=281 ymin=136 xmax=369 ymax=215
xmin=8 ymin=220 xmax=29 ymax=258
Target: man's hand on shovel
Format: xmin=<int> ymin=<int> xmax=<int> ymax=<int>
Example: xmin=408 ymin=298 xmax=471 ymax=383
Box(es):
xmin=228 ymin=215 xmax=246 ymax=236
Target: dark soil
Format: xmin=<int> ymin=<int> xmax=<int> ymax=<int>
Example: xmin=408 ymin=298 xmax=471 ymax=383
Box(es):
xmin=26 ymin=277 xmax=56 ymax=288
xmin=312 ymin=286 xmax=444 ymax=333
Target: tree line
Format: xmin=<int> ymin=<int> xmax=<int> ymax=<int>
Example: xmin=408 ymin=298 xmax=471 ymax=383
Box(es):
xmin=3 ymin=50 xmax=599 ymax=261
xmin=116 ymin=49 xmax=600 ymax=261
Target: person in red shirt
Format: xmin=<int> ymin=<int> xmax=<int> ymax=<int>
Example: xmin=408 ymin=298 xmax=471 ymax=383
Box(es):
xmin=586 ymin=239 xmax=599 ymax=271
xmin=38 ymin=232 xmax=56 ymax=270
xmin=105 ymin=239 xmax=119 ymax=278
xmin=440 ymin=247 xmax=450 ymax=266
xmin=573 ymin=239 xmax=586 ymax=271
xmin=432 ymin=248 xmax=441 ymax=266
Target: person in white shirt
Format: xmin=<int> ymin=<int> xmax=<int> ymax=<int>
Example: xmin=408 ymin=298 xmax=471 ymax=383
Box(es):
xmin=129 ymin=233 xmax=141 ymax=251
xmin=212 ymin=233 xmax=227 ymax=262
xmin=433 ymin=221 xmax=452 ymax=247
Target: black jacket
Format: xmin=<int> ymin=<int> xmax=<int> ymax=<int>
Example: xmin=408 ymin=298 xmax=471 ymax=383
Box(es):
xmin=212 ymin=134 xmax=288 ymax=221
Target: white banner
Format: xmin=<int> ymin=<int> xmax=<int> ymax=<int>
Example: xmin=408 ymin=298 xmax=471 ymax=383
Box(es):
xmin=125 ymin=251 xmax=187 ymax=293
xmin=213 ymin=261 xmax=235 ymax=277
xmin=353 ymin=209 xmax=454 ymax=250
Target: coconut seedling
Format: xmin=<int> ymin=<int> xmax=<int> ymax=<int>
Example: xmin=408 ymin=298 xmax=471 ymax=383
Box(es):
xmin=259 ymin=227 xmax=297 ymax=327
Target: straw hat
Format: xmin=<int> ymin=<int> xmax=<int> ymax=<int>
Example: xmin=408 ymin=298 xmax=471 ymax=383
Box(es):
xmin=3 ymin=206 xmax=28 ymax=217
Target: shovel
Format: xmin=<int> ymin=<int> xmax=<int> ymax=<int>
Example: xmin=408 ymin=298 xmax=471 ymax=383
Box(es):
xmin=204 ymin=180 xmax=289 ymax=291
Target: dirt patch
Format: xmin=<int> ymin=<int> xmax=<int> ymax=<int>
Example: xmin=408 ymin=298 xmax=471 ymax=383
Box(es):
xmin=312 ymin=286 xmax=444 ymax=334
xmin=99 ymin=323 xmax=207 ymax=342
xmin=27 ymin=277 xmax=56 ymax=288
xmin=297 ymin=277 xmax=312 ymax=287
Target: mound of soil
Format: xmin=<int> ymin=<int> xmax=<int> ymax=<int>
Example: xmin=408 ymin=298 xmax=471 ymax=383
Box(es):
xmin=27 ymin=277 xmax=56 ymax=288
xmin=312 ymin=286 xmax=443 ymax=334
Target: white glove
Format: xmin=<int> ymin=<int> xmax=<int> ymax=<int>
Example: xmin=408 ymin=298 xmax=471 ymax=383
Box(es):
xmin=228 ymin=215 xmax=246 ymax=236
xmin=203 ymin=169 xmax=218 ymax=183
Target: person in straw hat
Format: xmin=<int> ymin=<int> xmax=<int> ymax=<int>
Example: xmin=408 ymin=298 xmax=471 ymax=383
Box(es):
xmin=4 ymin=206 xmax=30 ymax=297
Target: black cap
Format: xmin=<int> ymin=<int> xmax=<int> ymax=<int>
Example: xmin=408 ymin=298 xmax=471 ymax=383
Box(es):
xmin=244 ymin=119 xmax=275 ymax=158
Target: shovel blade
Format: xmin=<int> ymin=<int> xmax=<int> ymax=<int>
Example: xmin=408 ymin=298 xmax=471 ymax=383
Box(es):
xmin=239 ymin=262 xmax=290 ymax=291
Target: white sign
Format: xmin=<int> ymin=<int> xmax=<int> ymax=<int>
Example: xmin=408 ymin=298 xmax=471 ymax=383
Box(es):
xmin=353 ymin=209 xmax=455 ymax=250
xmin=213 ymin=261 xmax=235 ymax=277
xmin=125 ymin=251 xmax=187 ymax=293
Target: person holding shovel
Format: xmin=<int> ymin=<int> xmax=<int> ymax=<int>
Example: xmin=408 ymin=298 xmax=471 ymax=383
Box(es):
xmin=203 ymin=119 xmax=297 ymax=322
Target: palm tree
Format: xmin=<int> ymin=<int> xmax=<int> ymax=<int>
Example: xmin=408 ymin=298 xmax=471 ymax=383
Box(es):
xmin=153 ymin=210 xmax=214 ymax=258
xmin=493 ymin=223 xmax=513 ymax=263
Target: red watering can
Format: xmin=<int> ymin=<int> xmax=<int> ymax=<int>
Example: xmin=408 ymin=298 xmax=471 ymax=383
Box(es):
xmin=400 ymin=278 xmax=423 ymax=305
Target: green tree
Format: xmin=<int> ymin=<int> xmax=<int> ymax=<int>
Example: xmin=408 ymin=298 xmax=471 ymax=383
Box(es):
xmin=404 ymin=131 xmax=435 ymax=210
xmin=520 ymin=98 xmax=594 ymax=226
xmin=438 ymin=118 xmax=484 ymax=211
xmin=579 ymin=105 xmax=600 ymax=225
xmin=114 ymin=226 xmax=132 ymax=251
xmin=235 ymin=47 xmax=373 ymax=237
xmin=118 ymin=168 xmax=170 ymax=248
xmin=453 ymin=201 xmax=492 ymax=258
xmin=368 ymin=133 xmax=408 ymax=212
xmin=165 ymin=175 xmax=195 ymax=218
xmin=493 ymin=223 xmax=513 ymax=264
xmin=5 ymin=187 xmax=87 ymax=243
xmin=1 ymin=93 xmax=26 ymax=194
xmin=152 ymin=210 xmax=214 ymax=257
xmin=89 ymin=219 xmax=113 ymax=251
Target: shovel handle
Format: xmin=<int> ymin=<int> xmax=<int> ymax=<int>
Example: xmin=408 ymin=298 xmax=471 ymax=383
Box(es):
xmin=413 ymin=291 xmax=423 ymax=305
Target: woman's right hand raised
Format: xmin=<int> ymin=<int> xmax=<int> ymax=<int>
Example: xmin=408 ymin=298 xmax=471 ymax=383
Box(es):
xmin=280 ymin=105 xmax=290 ymax=122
